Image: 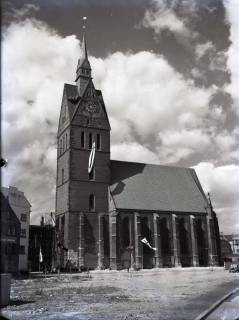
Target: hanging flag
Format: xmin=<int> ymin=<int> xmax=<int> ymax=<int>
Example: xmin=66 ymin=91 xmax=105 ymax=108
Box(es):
xmin=141 ymin=237 xmax=156 ymax=251
xmin=88 ymin=141 xmax=96 ymax=174
xmin=39 ymin=246 xmax=43 ymax=263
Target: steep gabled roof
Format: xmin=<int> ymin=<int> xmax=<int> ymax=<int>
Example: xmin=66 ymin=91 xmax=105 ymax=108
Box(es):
xmin=1 ymin=186 xmax=31 ymax=209
xmin=110 ymin=160 xmax=208 ymax=214
xmin=64 ymin=83 xmax=79 ymax=120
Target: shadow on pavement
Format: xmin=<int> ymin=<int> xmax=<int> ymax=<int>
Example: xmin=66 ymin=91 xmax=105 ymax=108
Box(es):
xmin=9 ymin=299 xmax=35 ymax=306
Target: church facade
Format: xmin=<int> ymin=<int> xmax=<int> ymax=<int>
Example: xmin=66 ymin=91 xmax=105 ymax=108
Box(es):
xmin=55 ymin=36 xmax=221 ymax=270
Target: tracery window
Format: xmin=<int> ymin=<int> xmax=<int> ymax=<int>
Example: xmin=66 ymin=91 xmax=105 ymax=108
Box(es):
xmin=89 ymin=194 xmax=95 ymax=211
xmin=96 ymin=134 xmax=101 ymax=150
xmin=81 ymin=131 xmax=85 ymax=148
xmin=89 ymin=133 xmax=93 ymax=149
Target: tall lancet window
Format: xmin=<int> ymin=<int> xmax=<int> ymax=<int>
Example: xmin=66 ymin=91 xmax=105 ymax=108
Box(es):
xmin=96 ymin=134 xmax=101 ymax=150
xmin=89 ymin=168 xmax=94 ymax=180
xmin=89 ymin=133 xmax=93 ymax=149
xmin=62 ymin=168 xmax=64 ymax=184
xmin=81 ymin=131 xmax=85 ymax=148
xmin=89 ymin=194 xmax=95 ymax=211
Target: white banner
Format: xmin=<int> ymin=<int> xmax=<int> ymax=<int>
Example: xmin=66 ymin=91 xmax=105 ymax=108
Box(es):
xmin=88 ymin=141 xmax=96 ymax=174
xmin=141 ymin=237 xmax=156 ymax=251
xmin=39 ymin=246 xmax=43 ymax=263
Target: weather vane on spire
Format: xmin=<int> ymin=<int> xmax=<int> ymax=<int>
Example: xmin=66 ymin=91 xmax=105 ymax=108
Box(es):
xmin=82 ymin=16 xmax=87 ymax=31
xmin=81 ymin=17 xmax=88 ymax=60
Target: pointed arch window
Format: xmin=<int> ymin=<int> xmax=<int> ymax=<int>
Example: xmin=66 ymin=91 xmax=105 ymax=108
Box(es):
xmin=89 ymin=194 xmax=95 ymax=211
xmin=89 ymin=133 xmax=93 ymax=149
xmin=60 ymin=140 xmax=63 ymax=155
xmin=88 ymin=168 xmax=95 ymax=180
xmin=96 ymin=134 xmax=101 ymax=150
xmin=62 ymin=168 xmax=64 ymax=184
xmin=81 ymin=131 xmax=85 ymax=148
xmin=58 ymin=140 xmax=60 ymax=156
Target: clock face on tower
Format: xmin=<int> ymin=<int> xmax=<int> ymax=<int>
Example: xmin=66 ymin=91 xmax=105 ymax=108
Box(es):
xmin=85 ymin=101 xmax=99 ymax=115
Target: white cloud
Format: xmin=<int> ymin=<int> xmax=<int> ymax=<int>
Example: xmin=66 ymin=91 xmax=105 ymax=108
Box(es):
xmin=5 ymin=3 xmax=40 ymax=22
xmin=209 ymin=51 xmax=228 ymax=72
xmin=142 ymin=8 xmax=197 ymax=41
xmin=2 ymin=19 xmax=81 ymax=222
xmin=223 ymin=0 xmax=239 ymax=115
xmin=194 ymin=162 xmax=239 ymax=234
xmin=159 ymin=129 xmax=211 ymax=160
xmin=111 ymin=142 xmax=159 ymax=164
xmin=91 ymin=51 xmax=215 ymax=149
xmin=195 ymin=41 xmax=215 ymax=60
xmin=191 ymin=67 xmax=203 ymax=79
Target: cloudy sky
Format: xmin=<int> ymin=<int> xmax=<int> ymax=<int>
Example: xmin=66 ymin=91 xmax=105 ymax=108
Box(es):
xmin=2 ymin=0 xmax=239 ymax=234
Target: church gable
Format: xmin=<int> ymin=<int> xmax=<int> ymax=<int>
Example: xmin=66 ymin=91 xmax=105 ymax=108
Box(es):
xmin=72 ymin=80 xmax=110 ymax=130
xmin=58 ymin=84 xmax=79 ymax=135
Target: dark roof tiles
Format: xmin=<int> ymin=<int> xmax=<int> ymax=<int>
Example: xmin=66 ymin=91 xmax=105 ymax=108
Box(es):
xmin=110 ymin=160 xmax=208 ymax=214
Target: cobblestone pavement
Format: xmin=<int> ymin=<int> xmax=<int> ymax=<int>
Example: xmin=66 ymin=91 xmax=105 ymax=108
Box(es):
xmin=2 ymin=268 xmax=239 ymax=320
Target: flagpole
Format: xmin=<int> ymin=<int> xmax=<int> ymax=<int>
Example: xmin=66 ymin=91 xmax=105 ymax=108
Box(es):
xmin=142 ymin=244 xmax=143 ymax=270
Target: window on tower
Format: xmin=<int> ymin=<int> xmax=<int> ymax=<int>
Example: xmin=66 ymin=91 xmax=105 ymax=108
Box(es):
xmin=58 ymin=140 xmax=60 ymax=156
xmin=62 ymin=168 xmax=64 ymax=184
xmin=96 ymin=134 xmax=101 ymax=150
xmin=89 ymin=168 xmax=94 ymax=180
xmin=89 ymin=133 xmax=93 ymax=149
xmin=61 ymin=215 xmax=65 ymax=236
xmin=81 ymin=132 xmax=85 ymax=148
xmin=89 ymin=194 xmax=95 ymax=211
xmin=60 ymin=140 xmax=62 ymax=155
xmin=56 ymin=217 xmax=59 ymax=231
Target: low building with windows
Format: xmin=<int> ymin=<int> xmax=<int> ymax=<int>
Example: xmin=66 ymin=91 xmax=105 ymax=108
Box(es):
xmin=223 ymin=234 xmax=239 ymax=255
xmin=2 ymin=186 xmax=31 ymax=272
xmin=55 ymin=35 xmax=221 ymax=270
xmin=220 ymin=233 xmax=233 ymax=262
xmin=0 ymin=192 xmax=20 ymax=274
xmin=28 ymin=217 xmax=55 ymax=272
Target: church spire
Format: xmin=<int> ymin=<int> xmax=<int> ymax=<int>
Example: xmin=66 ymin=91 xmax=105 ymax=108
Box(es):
xmin=75 ymin=17 xmax=92 ymax=95
xmin=82 ymin=32 xmax=88 ymax=60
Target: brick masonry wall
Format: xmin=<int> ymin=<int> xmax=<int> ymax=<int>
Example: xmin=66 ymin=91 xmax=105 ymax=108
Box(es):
xmin=69 ymin=181 xmax=109 ymax=213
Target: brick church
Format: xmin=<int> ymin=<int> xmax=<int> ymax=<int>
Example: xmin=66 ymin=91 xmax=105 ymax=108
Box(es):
xmin=55 ymin=35 xmax=221 ymax=270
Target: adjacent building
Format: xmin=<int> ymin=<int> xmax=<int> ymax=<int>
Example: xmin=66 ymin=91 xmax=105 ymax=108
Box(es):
xmin=223 ymin=234 xmax=239 ymax=255
xmin=0 ymin=191 xmax=20 ymax=274
xmin=55 ymin=35 xmax=221 ymax=270
xmin=2 ymin=186 xmax=31 ymax=272
xmin=28 ymin=217 xmax=55 ymax=272
xmin=220 ymin=234 xmax=233 ymax=261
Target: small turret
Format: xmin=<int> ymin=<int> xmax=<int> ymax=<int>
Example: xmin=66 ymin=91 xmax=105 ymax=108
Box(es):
xmin=75 ymin=33 xmax=92 ymax=96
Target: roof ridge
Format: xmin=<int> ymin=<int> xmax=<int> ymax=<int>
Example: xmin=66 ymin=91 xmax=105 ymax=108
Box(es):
xmin=110 ymin=159 xmax=189 ymax=170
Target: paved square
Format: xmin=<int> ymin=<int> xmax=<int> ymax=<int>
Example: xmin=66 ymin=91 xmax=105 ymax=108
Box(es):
xmin=2 ymin=268 xmax=239 ymax=320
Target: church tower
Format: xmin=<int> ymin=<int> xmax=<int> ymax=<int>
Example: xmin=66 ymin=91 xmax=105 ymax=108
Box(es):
xmin=55 ymin=34 xmax=111 ymax=269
